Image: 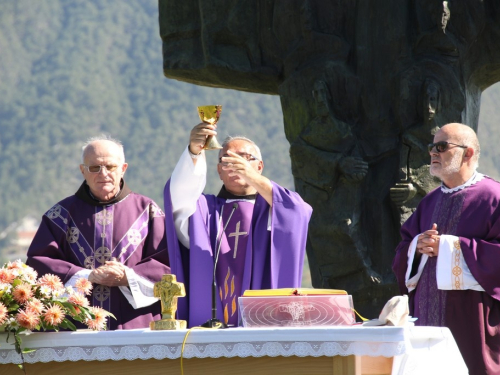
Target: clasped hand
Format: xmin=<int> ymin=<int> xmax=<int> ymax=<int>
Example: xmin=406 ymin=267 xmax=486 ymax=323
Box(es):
xmin=339 ymin=156 xmax=368 ymax=182
xmin=89 ymin=260 xmax=128 ymax=286
xmin=416 ymin=223 xmax=439 ymax=257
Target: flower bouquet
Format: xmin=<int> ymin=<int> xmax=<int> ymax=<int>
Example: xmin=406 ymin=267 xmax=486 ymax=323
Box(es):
xmin=0 ymin=260 xmax=115 ymax=372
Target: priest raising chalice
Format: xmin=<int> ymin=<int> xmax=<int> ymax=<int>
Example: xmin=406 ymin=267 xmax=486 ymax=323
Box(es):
xmin=163 ymin=105 xmax=312 ymax=328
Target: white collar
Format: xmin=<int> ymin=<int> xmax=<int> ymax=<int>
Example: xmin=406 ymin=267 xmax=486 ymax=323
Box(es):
xmin=440 ymin=171 xmax=485 ymax=193
xmin=225 ymin=198 xmax=255 ymax=204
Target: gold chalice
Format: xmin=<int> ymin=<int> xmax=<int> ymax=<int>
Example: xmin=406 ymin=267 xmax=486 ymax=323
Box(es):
xmin=197 ymin=105 xmax=223 ymax=150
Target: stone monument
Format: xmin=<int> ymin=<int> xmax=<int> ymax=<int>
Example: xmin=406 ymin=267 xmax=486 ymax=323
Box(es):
xmin=158 ymin=0 xmax=500 ymax=315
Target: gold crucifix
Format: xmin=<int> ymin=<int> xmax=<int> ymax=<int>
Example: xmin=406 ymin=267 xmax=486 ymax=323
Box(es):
xmin=228 ymin=221 xmax=248 ymax=259
xmin=150 ymin=274 xmax=186 ymax=330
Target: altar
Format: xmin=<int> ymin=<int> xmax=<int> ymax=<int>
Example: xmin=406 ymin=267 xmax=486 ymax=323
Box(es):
xmin=0 ymin=326 xmax=467 ymax=375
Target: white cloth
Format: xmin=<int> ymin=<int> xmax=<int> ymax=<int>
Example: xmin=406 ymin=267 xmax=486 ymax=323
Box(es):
xmin=170 ymin=146 xmax=207 ymax=248
xmin=405 ymin=234 xmax=484 ymax=292
xmin=0 ymin=326 xmax=469 ymax=375
xmin=67 ymin=268 xmax=158 ymax=309
xmin=440 ymin=171 xmax=484 ymax=193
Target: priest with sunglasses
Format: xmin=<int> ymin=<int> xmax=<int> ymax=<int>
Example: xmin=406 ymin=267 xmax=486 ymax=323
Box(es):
xmin=393 ymin=123 xmax=500 ymax=374
xmin=27 ymin=136 xmax=170 ymax=329
xmin=164 ymin=123 xmax=312 ymax=328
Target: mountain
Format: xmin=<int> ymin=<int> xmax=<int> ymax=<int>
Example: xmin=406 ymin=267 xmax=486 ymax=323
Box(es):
xmin=1 ymin=1 xmax=499 ymax=267
xmin=0 ymin=1 xmax=290 ymax=235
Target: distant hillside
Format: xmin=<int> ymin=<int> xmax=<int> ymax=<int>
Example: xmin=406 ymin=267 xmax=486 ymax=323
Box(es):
xmin=1 ymin=1 xmax=500 ymax=263
xmin=0 ymin=1 xmax=290 ymax=237
xmin=478 ymin=85 xmax=500 ymax=180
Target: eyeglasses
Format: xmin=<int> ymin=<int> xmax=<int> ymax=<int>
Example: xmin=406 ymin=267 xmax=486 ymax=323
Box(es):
xmin=219 ymin=153 xmax=260 ymax=164
xmin=427 ymin=141 xmax=468 ymax=153
xmin=82 ymin=164 xmax=119 ymax=173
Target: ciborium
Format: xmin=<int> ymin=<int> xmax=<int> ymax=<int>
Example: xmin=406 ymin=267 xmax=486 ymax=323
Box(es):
xmin=197 ymin=105 xmax=223 ymax=150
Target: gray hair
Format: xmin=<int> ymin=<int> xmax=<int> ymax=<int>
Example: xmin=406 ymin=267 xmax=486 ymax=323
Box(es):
xmin=462 ymin=129 xmax=480 ymax=170
xmin=219 ymin=136 xmax=263 ymax=161
xmin=81 ymin=134 xmax=125 ymax=163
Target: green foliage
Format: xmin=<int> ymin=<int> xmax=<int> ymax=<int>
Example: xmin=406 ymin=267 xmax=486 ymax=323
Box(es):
xmin=0 ymin=0 xmax=499 ymax=268
xmin=0 ymin=0 xmax=291 ymax=251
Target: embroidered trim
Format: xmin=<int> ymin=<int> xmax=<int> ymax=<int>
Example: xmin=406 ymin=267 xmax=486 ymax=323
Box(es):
xmin=451 ymin=240 xmax=463 ymax=290
xmin=440 ymin=172 xmax=485 ymax=193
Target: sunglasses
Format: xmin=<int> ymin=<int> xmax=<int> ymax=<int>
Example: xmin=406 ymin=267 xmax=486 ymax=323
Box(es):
xmin=82 ymin=164 xmax=119 ymax=173
xmin=427 ymin=141 xmax=467 ymax=153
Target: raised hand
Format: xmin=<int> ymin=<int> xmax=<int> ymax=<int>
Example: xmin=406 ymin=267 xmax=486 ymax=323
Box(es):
xmin=189 ymin=123 xmax=217 ymax=155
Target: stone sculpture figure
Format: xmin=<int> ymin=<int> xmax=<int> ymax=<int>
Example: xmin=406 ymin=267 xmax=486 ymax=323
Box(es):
xmin=158 ymin=0 xmax=500 ymax=316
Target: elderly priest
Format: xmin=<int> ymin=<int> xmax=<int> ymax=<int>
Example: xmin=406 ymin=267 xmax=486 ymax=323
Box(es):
xmin=27 ymin=136 xmax=170 ymax=329
xmin=164 ymin=123 xmax=312 ymax=327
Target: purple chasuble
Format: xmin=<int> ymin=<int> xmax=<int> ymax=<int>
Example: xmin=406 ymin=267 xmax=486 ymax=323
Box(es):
xmin=164 ymin=180 xmax=312 ymax=328
xmin=27 ymin=181 xmax=170 ymax=330
xmin=216 ymin=201 xmax=253 ymax=326
xmin=393 ymin=176 xmax=500 ymax=375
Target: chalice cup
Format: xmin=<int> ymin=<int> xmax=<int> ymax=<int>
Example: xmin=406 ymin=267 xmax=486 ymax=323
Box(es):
xmin=197 ymin=105 xmax=223 ymax=150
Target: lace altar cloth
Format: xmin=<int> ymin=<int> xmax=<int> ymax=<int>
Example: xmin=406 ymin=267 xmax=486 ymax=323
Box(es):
xmin=0 ymin=326 xmax=467 ymax=373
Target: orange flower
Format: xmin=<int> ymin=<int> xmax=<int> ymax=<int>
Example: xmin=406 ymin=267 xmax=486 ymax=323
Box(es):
xmin=0 ymin=302 xmax=7 ymax=325
xmin=68 ymin=293 xmax=89 ymax=307
xmin=16 ymin=309 xmax=40 ymax=330
xmin=75 ymin=278 xmax=93 ymax=296
xmin=43 ymin=304 xmax=65 ymax=326
xmin=0 ymin=269 xmax=15 ymax=284
xmin=37 ymin=274 xmax=64 ymax=291
xmin=86 ymin=306 xmax=107 ymax=331
xmin=12 ymin=283 xmax=33 ymax=304
xmin=26 ymin=298 xmax=45 ymax=315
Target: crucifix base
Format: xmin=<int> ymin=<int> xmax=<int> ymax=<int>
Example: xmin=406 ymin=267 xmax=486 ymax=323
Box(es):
xmin=150 ymin=319 xmax=187 ymax=330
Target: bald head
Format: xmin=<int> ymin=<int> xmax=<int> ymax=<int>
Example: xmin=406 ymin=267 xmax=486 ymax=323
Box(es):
xmin=438 ymin=123 xmax=480 ymax=168
xmin=82 ymin=136 xmax=125 ymax=164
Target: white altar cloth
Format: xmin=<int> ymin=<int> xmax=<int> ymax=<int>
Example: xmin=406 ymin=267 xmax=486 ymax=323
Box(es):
xmin=0 ymin=326 xmax=467 ymax=374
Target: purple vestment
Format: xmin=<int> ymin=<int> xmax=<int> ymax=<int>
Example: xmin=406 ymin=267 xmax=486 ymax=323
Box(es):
xmin=393 ymin=176 xmax=500 ymax=375
xmin=216 ymin=200 xmax=253 ymax=326
xmin=164 ymin=180 xmax=312 ymax=327
xmin=27 ymin=181 xmax=170 ymax=330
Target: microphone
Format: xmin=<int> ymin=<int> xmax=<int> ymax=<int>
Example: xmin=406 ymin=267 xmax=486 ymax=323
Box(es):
xmin=202 ymin=202 xmax=238 ymax=329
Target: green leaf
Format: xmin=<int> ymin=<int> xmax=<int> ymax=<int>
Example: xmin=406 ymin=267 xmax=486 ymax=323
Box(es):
xmin=59 ymin=319 xmax=77 ymax=331
xmin=8 ymin=304 xmax=20 ymax=312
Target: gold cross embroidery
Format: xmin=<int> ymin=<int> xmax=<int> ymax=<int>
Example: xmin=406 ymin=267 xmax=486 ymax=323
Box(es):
xmin=228 ymin=221 xmax=248 ymax=259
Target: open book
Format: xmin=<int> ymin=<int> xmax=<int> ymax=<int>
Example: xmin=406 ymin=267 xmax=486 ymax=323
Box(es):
xmin=242 ymin=288 xmax=347 ymax=297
